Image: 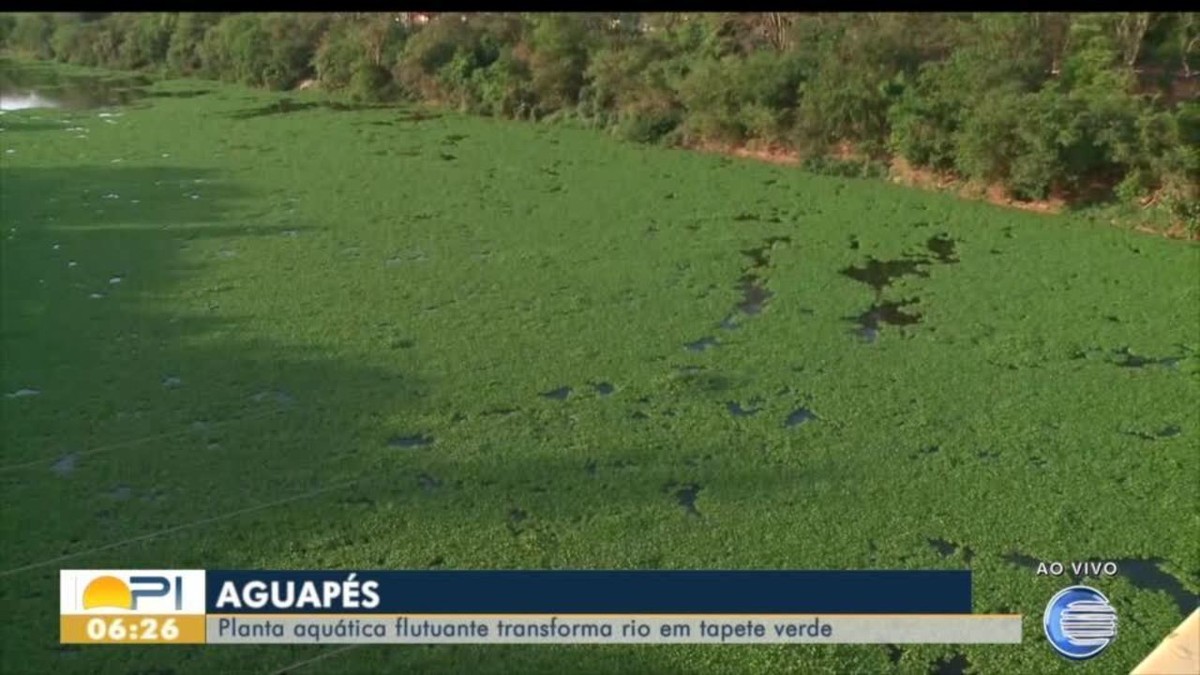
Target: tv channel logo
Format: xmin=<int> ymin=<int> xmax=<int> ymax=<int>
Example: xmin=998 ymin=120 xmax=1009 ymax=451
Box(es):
xmin=60 ymin=570 xmax=206 ymax=615
xmin=1043 ymin=585 xmax=1118 ymax=661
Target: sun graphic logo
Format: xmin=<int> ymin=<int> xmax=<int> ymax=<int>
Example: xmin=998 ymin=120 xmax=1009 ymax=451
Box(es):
xmin=82 ymin=575 xmax=138 ymax=610
xmin=61 ymin=570 xmax=206 ymax=615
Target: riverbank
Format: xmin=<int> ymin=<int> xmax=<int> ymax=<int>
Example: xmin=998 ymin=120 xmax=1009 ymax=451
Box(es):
xmin=2 ymin=12 xmax=1196 ymax=241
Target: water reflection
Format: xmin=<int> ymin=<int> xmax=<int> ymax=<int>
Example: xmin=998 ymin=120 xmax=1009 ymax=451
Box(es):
xmin=0 ymin=92 xmax=61 ymax=111
xmin=0 ymin=58 xmax=154 ymax=111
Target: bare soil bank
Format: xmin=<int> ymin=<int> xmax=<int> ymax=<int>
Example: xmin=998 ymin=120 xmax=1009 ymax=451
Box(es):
xmin=685 ymin=139 xmax=1196 ymax=241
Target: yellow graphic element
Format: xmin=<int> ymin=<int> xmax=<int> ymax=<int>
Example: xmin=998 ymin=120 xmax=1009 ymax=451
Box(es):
xmin=60 ymin=615 xmax=206 ymax=644
xmin=1131 ymin=609 xmax=1200 ymax=675
xmin=82 ymin=576 xmax=133 ymax=610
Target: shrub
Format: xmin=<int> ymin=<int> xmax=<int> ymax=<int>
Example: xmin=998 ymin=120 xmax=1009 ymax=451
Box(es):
xmin=348 ymin=61 xmax=392 ymax=102
xmin=115 ymin=13 xmax=175 ymax=70
xmin=8 ymin=13 xmax=57 ymax=59
xmin=952 ymin=86 xmax=1028 ymax=189
xmin=197 ymin=14 xmax=259 ymax=82
xmin=471 ymin=51 xmax=535 ymax=118
xmin=887 ymin=66 xmax=960 ymax=171
xmin=49 ymin=19 xmax=85 ymax=63
xmin=794 ymin=57 xmax=897 ymax=157
xmin=314 ymin=21 xmax=364 ymax=91
xmin=527 ymin=14 xmax=592 ymax=114
xmin=0 ymin=14 xmax=18 ymax=48
xmin=675 ymin=57 xmax=744 ymax=143
xmin=614 ymin=104 xmax=682 ymax=144
xmin=194 ymin=14 xmax=321 ymax=89
xmin=166 ymin=13 xmax=223 ymax=75
xmin=1115 ymin=102 xmax=1200 ymax=229
xmin=394 ymin=15 xmax=483 ymax=101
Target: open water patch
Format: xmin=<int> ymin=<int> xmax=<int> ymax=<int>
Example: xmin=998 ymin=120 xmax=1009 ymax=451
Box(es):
xmin=727 ymin=400 xmax=763 ymax=417
xmin=250 ymin=389 xmax=295 ymax=407
xmin=725 ymin=236 xmax=790 ymax=318
xmin=105 ymin=484 xmax=133 ymax=501
xmin=506 ymin=508 xmax=528 ymax=535
xmin=931 ymin=653 xmax=970 ymax=675
xmin=664 ymin=482 xmax=702 ymax=518
xmin=417 ymin=473 xmax=443 ymax=492
xmin=1127 ymin=424 xmax=1183 ymax=441
xmin=540 ymin=386 xmax=572 ymax=401
xmin=387 ymin=434 xmax=434 ymax=449
xmin=736 ymin=278 xmax=774 ymax=316
xmin=51 ymin=453 xmax=78 ymax=476
xmin=1111 ymin=346 xmax=1186 ymax=369
xmin=1 ymin=63 xmax=152 ymax=111
xmin=482 ymin=406 xmax=518 ymax=417
xmin=927 ymin=538 xmax=975 ymax=564
xmin=785 ymin=407 xmax=818 ymax=428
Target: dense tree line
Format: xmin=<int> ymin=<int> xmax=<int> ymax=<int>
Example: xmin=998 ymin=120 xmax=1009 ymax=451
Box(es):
xmin=2 ymin=12 xmax=1197 ymax=232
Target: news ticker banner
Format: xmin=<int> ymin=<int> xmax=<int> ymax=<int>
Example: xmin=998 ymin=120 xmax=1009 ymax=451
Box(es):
xmin=61 ymin=570 xmax=1022 ymax=645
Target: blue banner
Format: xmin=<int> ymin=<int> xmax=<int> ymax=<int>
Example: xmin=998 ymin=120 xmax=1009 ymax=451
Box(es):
xmin=205 ymin=570 xmax=972 ymax=614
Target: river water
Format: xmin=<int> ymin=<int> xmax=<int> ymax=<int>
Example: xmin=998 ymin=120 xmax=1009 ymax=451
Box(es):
xmin=0 ymin=59 xmax=151 ymax=111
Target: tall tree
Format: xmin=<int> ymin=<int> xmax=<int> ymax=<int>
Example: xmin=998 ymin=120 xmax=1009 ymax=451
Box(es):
xmin=1114 ymin=12 xmax=1155 ymax=69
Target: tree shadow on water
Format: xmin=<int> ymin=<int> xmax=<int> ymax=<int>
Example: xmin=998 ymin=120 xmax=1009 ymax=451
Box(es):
xmin=0 ymin=163 xmax=438 ymax=673
xmin=0 ymin=117 xmax=74 ymax=133
xmin=0 ymin=164 xmax=878 ymax=675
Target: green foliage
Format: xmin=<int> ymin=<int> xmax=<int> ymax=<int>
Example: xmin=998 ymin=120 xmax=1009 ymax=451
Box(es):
xmin=952 ymin=85 xmax=1029 ymax=187
xmin=196 ymin=14 xmax=263 ymax=83
xmin=50 ymin=18 xmax=122 ymax=67
xmin=613 ymin=104 xmax=682 ymax=144
xmin=675 ymin=57 xmax=743 ymax=143
xmin=166 ymin=13 xmax=222 ymax=75
xmin=471 ymin=52 xmax=535 ymax=118
xmin=48 ymin=19 xmax=85 ymax=64
xmin=394 ymin=15 xmax=484 ymax=101
xmin=8 ymin=13 xmax=57 ymax=59
xmin=0 ymin=14 xmax=17 ymax=47
xmin=4 ymin=11 xmax=1197 ymax=228
xmin=581 ymin=40 xmax=676 ymax=127
xmin=258 ymin=13 xmax=327 ymax=89
xmin=1115 ymin=102 xmax=1200 ymax=230
xmin=193 ymin=13 xmax=323 ymax=89
xmin=114 ymin=13 xmax=175 ymax=70
xmin=4 ymin=58 xmax=1194 ymax=675
xmin=348 ymin=61 xmax=392 ymax=102
xmin=314 ymin=21 xmax=362 ymax=91
xmin=1059 ymin=14 xmax=1133 ymax=94
xmin=795 ymin=59 xmax=897 ymax=156
xmin=675 ymin=50 xmax=810 ymax=145
xmin=527 ymin=14 xmax=592 ymax=113
xmin=887 ymin=68 xmax=959 ymax=170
